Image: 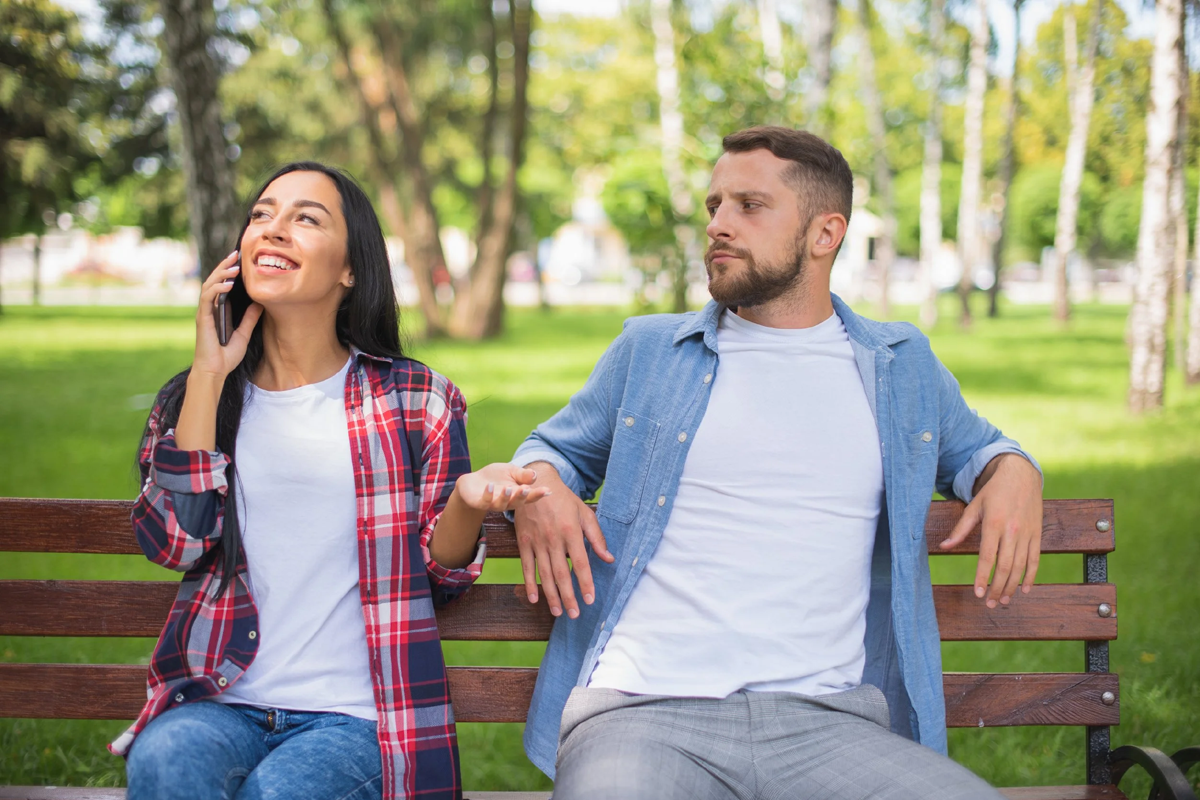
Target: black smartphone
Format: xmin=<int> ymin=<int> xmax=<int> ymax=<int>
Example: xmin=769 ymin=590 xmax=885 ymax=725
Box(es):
xmin=217 ymin=258 xmax=237 ymax=346
xmin=217 ymin=292 xmax=233 ymax=346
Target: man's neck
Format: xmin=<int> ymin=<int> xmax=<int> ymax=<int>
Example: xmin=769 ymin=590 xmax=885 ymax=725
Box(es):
xmin=732 ymin=275 xmax=834 ymax=329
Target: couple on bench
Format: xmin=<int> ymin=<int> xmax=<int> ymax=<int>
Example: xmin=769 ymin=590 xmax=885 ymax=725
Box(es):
xmin=118 ymin=126 xmax=1043 ymax=800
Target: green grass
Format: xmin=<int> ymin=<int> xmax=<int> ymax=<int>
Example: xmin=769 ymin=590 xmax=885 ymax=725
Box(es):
xmin=1 ymin=297 xmax=1198 ymax=792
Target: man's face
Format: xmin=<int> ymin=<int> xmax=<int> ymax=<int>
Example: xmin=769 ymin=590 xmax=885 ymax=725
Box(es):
xmin=703 ymin=149 xmax=810 ymax=308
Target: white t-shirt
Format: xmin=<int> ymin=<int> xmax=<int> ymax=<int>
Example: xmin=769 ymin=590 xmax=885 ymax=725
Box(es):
xmin=587 ymin=310 xmax=884 ymax=698
xmin=216 ymin=358 xmax=377 ymax=721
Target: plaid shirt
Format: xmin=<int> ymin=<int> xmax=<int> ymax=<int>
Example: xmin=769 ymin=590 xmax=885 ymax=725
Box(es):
xmin=111 ymin=350 xmax=484 ymax=800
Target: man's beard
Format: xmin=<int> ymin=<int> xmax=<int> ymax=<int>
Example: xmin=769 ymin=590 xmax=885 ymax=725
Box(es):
xmin=704 ymin=234 xmax=809 ymax=309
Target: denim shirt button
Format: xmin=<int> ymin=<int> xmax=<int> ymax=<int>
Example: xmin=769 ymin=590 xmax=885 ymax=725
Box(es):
xmin=677 ymin=432 xmax=687 ymax=443
xmin=922 ymin=431 xmax=933 ymax=442
xmin=657 ymin=496 xmax=666 ymax=506
xmin=703 ymin=373 xmax=712 ymax=384
xmin=624 ymin=416 xmax=635 ymax=427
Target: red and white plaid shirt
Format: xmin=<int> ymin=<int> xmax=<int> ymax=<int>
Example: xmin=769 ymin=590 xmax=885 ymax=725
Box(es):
xmin=112 ymin=350 xmax=484 ymax=800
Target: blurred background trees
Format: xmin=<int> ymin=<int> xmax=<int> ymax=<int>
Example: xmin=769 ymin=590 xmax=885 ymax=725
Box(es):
xmin=1 ymin=0 xmax=1196 ymax=405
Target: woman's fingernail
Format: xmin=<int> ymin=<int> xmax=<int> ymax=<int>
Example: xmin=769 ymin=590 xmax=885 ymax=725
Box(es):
xmin=228 ymin=249 xmax=238 ymax=259
xmin=486 ymin=482 xmax=495 ymax=494
xmin=530 ymin=470 xmax=538 ymax=480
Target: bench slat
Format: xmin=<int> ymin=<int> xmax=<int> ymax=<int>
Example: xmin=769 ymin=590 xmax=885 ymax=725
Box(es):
xmin=0 ymin=498 xmax=1115 ymax=557
xmin=0 ymin=664 xmax=1119 ymax=727
xmin=0 ymin=581 xmax=1116 ymax=642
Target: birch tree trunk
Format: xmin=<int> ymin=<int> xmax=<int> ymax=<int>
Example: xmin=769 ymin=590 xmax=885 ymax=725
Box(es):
xmin=804 ymin=0 xmax=837 ymax=133
xmin=988 ymin=0 xmax=1024 ymax=318
xmin=918 ymin=0 xmax=946 ymax=329
xmin=758 ymin=0 xmax=786 ymax=105
xmin=652 ymin=0 xmax=702 ymax=313
xmin=1172 ymin=32 xmax=1189 ymax=372
xmin=160 ymin=0 xmax=240 ymax=281
xmin=1129 ymin=0 xmax=1184 ymax=412
xmin=956 ymin=0 xmax=989 ymax=325
xmin=1051 ymin=0 xmax=1101 ymax=322
xmin=853 ymin=0 xmax=896 ymax=318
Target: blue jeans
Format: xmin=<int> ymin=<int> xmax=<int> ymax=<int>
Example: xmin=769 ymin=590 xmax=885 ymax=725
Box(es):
xmin=126 ymin=701 xmax=382 ymax=800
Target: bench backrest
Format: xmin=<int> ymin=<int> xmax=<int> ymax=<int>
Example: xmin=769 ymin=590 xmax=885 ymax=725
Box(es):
xmin=0 ymin=497 xmax=1118 ymax=783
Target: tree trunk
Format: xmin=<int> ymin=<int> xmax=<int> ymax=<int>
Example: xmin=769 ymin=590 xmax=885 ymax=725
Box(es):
xmin=31 ymin=234 xmax=41 ymax=306
xmin=651 ymin=0 xmax=702 ymax=314
xmin=449 ymin=0 xmax=532 ymax=339
xmin=320 ymin=0 xmax=446 ymax=336
xmin=918 ymin=0 xmax=945 ymax=329
xmin=1129 ymin=0 xmax=1183 ymax=413
xmin=988 ymin=0 xmax=1024 ymax=319
xmin=758 ymin=0 xmax=786 ymax=105
xmin=956 ymin=0 xmax=989 ymax=325
xmin=1172 ymin=30 xmax=1189 ymax=372
xmin=159 ymin=0 xmax=240 ymax=281
xmin=1189 ymin=115 xmax=1200 ymax=383
xmin=804 ymin=0 xmax=837 ymax=134
xmin=1051 ymin=0 xmax=1101 ymax=323
xmin=853 ymin=0 xmax=896 ymax=318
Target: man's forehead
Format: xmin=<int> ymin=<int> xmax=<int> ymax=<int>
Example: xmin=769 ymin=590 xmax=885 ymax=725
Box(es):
xmin=709 ymin=149 xmax=794 ymax=194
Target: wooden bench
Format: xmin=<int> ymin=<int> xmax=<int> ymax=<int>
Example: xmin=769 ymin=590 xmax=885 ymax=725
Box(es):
xmin=1 ymin=496 xmax=1197 ymax=800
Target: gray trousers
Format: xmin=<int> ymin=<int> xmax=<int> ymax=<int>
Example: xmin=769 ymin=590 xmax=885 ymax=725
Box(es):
xmin=552 ymin=686 xmax=1005 ymax=800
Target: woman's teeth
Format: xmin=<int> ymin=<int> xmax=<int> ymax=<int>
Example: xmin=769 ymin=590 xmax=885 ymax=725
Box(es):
xmin=257 ymin=255 xmax=298 ymax=270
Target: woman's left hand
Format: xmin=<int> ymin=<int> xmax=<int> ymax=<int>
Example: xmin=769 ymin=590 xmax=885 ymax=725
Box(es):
xmin=455 ymin=463 xmax=549 ymax=512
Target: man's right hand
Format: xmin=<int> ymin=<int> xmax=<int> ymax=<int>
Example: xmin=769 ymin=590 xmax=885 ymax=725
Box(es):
xmin=513 ymin=462 xmax=614 ymax=619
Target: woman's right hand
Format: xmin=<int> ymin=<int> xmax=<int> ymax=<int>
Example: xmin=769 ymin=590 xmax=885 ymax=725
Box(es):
xmin=192 ymin=251 xmax=263 ymax=382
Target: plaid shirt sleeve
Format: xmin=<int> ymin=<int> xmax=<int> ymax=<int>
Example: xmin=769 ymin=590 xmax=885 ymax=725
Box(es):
xmin=131 ymin=391 xmax=231 ymax=572
xmin=417 ymin=378 xmax=486 ymax=604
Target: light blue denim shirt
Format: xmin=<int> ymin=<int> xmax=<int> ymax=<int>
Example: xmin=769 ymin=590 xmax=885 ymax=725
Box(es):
xmin=513 ymin=295 xmax=1040 ymax=778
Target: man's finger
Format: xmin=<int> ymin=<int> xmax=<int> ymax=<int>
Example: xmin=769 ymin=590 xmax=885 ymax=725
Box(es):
xmin=985 ymin=522 xmax=1017 ymax=607
xmin=565 ymin=524 xmax=597 ymax=606
xmin=516 ymin=530 xmax=539 ymax=604
xmin=974 ymin=523 xmax=999 ymax=602
xmin=549 ymin=544 xmax=580 ymax=619
xmin=580 ymin=503 xmax=614 ymax=563
xmin=1022 ymin=537 xmax=1041 ymax=594
xmin=999 ymin=539 xmax=1027 ymax=605
xmin=536 ymin=547 xmax=564 ymax=616
xmin=941 ymin=500 xmax=981 ymax=549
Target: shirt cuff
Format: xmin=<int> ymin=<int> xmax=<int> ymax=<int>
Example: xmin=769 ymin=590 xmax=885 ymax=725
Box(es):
xmin=511 ymin=446 xmax=585 ymax=497
xmin=150 ymin=431 xmax=231 ymax=496
xmin=423 ymin=521 xmax=487 ymax=585
xmin=951 ymin=441 xmax=1043 ymax=504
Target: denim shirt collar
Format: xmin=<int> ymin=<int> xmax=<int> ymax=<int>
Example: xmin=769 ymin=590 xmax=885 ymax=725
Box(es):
xmin=674 ymin=294 xmax=915 ymax=355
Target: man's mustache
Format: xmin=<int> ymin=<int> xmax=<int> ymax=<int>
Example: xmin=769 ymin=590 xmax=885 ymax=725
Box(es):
xmin=705 ymin=243 xmax=754 ymax=267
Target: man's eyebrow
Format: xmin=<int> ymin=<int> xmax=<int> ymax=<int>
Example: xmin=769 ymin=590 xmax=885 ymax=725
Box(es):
xmin=251 ymin=197 xmax=331 ymax=215
xmin=705 ymin=189 xmax=774 ymax=206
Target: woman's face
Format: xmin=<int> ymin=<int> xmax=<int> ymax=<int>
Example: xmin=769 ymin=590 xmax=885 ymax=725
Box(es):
xmin=239 ymin=171 xmax=353 ymax=311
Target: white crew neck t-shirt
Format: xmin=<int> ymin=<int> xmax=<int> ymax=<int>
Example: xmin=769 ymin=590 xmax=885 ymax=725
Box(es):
xmin=587 ymin=310 xmax=885 ymax=698
xmin=215 ymin=357 xmax=377 ymax=721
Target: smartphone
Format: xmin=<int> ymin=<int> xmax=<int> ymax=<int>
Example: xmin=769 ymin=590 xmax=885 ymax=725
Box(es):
xmin=217 ymin=293 xmax=233 ymax=346
xmin=217 ymin=258 xmax=237 ymax=346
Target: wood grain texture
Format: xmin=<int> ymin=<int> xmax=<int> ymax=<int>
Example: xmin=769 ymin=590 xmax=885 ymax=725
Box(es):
xmin=943 ymin=672 xmax=1119 ymax=727
xmin=0 ymin=582 xmax=555 ymax=642
xmin=1 ymin=498 xmax=1115 ymax=556
xmin=1 ymin=581 xmax=1114 ymax=642
xmin=0 ymin=665 xmax=1119 ymax=727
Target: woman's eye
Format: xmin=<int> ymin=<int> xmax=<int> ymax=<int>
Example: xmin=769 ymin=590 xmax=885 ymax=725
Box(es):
xmin=298 ymin=213 xmax=318 ymax=224
xmin=249 ymin=210 xmax=268 ymax=220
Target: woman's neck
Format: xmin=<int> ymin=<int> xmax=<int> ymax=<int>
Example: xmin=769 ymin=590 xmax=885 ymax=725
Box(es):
xmin=253 ymin=307 xmax=351 ymax=391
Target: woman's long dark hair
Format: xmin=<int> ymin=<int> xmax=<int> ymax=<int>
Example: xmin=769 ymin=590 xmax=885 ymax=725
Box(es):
xmin=147 ymin=161 xmax=405 ymax=595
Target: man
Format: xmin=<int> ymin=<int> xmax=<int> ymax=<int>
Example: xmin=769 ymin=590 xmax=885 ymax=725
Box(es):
xmin=511 ymin=127 xmax=1043 ymax=799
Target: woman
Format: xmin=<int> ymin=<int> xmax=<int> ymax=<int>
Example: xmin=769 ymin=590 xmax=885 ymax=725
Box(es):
xmin=115 ymin=162 xmax=544 ymax=800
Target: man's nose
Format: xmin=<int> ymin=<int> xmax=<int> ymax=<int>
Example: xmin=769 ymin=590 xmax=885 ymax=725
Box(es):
xmin=706 ymin=205 xmax=733 ymax=241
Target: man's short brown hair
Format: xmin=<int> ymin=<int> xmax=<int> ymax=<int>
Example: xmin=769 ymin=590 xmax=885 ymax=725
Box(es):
xmin=721 ymin=126 xmax=854 ymax=224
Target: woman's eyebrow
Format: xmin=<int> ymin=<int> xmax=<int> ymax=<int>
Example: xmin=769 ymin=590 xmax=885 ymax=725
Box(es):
xmin=251 ymin=197 xmax=331 ymax=215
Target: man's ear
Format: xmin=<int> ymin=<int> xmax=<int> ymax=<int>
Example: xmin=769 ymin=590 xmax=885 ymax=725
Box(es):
xmin=810 ymin=213 xmax=848 ymax=259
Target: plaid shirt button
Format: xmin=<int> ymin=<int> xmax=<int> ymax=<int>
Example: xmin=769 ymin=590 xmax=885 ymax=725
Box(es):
xmin=174 ymin=693 xmax=184 ymax=702
xmin=216 ymin=676 xmax=227 ymax=687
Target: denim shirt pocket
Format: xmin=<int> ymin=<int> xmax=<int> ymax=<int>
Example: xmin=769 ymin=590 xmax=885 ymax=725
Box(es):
xmin=903 ymin=428 xmax=939 ymax=537
xmin=596 ymin=407 xmax=661 ymax=524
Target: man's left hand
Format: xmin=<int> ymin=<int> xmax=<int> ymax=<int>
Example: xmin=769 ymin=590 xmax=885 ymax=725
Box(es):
xmin=939 ymin=454 xmax=1043 ymax=608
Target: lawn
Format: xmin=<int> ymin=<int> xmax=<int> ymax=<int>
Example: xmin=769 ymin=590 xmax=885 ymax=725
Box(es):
xmin=1 ymin=297 xmax=1198 ymax=793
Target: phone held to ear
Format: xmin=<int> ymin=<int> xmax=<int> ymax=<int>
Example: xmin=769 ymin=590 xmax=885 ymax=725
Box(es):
xmin=217 ymin=267 xmax=236 ymax=346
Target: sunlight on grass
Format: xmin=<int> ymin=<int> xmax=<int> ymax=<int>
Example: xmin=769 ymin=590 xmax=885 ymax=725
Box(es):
xmin=2 ymin=299 xmax=1197 ymax=791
